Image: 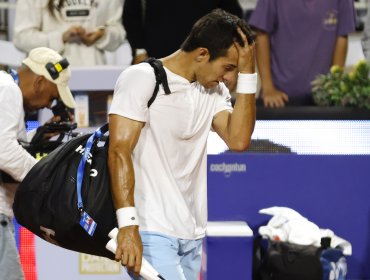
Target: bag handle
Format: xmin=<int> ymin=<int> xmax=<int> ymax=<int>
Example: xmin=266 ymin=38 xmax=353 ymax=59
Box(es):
xmin=76 ymin=123 xmax=109 ymax=211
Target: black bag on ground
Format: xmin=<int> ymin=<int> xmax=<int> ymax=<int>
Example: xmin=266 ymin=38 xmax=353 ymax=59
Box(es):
xmin=13 ymin=58 xmax=171 ymax=259
xmin=253 ymin=236 xmax=323 ymax=280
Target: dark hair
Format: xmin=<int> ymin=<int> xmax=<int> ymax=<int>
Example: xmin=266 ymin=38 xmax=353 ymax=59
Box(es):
xmin=48 ymin=0 xmax=65 ymax=18
xmin=181 ymin=9 xmax=253 ymax=61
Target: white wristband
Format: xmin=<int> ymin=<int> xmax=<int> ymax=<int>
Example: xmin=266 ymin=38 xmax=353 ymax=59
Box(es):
xmin=116 ymin=207 xmax=139 ymax=228
xmin=236 ymin=73 xmax=257 ymax=94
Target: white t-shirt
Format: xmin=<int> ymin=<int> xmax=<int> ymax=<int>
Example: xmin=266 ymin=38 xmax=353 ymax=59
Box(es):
xmin=0 ymin=71 xmax=37 ymax=217
xmin=109 ymin=63 xmax=232 ymax=239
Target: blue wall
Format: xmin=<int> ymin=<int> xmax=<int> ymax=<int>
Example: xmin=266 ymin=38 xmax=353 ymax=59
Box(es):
xmin=207 ymin=154 xmax=370 ymax=279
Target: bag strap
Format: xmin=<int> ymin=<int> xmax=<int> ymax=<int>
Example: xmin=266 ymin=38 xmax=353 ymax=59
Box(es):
xmin=76 ymin=124 xmax=109 ymax=210
xmin=75 ymin=59 xmax=170 ymax=212
xmin=144 ymin=57 xmax=171 ymax=107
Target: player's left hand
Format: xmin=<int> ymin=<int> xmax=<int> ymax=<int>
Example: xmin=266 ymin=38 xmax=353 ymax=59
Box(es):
xmin=234 ymin=28 xmax=256 ymax=74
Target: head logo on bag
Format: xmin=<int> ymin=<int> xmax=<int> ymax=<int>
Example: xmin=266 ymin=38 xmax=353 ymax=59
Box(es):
xmin=75 ymin=145 xmax=93 ymax=164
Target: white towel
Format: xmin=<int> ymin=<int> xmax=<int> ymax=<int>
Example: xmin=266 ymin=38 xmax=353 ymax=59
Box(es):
xmin=258 ymin=206 xmax=352 ymax=255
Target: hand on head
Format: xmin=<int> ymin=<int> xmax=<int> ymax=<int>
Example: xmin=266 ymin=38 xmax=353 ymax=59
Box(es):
xmin=233 ymin=28 xmax=256 ymax=74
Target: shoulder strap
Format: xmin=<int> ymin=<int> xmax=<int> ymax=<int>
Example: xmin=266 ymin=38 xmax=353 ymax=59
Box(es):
xmin=143 ymin=57 xmax=171 ymax=107
xmin=98 ymin=60 xmax=170 ymax=140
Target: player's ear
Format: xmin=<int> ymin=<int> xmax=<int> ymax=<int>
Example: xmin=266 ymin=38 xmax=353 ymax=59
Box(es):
xmin=195 ymin=48 xmax=210 ymax=63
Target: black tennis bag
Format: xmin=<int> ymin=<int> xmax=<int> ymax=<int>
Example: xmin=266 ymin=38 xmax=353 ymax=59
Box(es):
xmin=253 ymin=237 xmax=323 ymax=280
xmin=14 ymin=124 xmax=116 ymax=258
xmin=13 ymin=58 xmax=171 ymax=259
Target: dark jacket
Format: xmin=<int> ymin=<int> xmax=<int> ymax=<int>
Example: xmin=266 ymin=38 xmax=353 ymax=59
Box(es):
xmin=123 ymin=0 xmax=243 ymax=58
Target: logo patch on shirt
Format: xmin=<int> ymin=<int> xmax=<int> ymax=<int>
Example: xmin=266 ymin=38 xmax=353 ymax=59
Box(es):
xmin=322 ymin=10 xmax=338 ymax=31
xmin=54 ymin=0 xmax=99 ymax=22
xmin=66 ymin=9 xmax=89 ymax=17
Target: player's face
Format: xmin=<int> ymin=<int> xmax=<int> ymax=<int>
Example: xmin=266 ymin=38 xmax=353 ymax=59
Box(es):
xmin=197 ymin=45 xmax=238 ymax=89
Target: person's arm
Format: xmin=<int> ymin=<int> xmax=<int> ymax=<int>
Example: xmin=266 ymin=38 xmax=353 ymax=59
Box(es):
xmin=131 ymin=49 xmax=149 ymax=65
xmin=213 ymin=92 xmax=255 ymax=152
xmin=13 ymin=0 xmax=65 ymax=53
xmin=0 ymin=82 xmax=37 ymax=181
xmin=255 ymin=30 xmax=289 ymax=107
xmin=332 ymin=36 xmax=348 ymax=67
xmin=93 ymin=0 xmax=126 ymax=52
xmin=107 ymin=64 xmax=156 ymax=273
xmin=362 ymin=3 xmax=370 ymax=59
xmin=212 ymin=31 xmax=256 ymax=152
xmin=108 ymin=114 xmax=144 ymax=274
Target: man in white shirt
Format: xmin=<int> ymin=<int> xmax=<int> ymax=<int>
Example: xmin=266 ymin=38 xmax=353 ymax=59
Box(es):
xmin=108 ymin=9 xmax=256 ymax=280
xmin=0 ymin=47 xmax=75 ymax=280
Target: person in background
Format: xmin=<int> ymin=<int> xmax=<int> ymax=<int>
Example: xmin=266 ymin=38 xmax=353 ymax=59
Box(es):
xmin=13 ymin=0 xmax=125 ymax=66
xmin=0 ymin=47 xmax=75 ymax=280
xmin=361 ymin=0 xmax=370 ymax=60
xmin=249 ymin=0 xmax=356 ymax=107
xmin=123 ymin=0 xmax=243 ymax=64
xmin=108 ymin=9 xmax=256 ymax=280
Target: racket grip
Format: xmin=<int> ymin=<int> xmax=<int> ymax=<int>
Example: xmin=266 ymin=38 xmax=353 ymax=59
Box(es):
xmin=106 ymin=228 xmax=166 ymax=280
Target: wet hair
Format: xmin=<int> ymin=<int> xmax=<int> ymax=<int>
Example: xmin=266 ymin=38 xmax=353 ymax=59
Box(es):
xmin=181 ymin=9 xmax=253 ymax=61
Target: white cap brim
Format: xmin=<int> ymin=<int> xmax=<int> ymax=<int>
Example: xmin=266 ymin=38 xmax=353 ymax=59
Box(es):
xmin=57 ymin=84 xmax=76 ymax=108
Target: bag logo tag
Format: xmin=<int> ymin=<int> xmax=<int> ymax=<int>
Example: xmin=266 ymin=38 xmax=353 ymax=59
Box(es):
xmin=79 ymin=211 xmax=97 ymax=236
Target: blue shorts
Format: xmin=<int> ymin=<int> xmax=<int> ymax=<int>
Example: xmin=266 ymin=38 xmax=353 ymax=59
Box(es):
xmin=130 ymin=231 xmax=203 ymax=280
xmin=0 ymin=214 xmax=24 ymax=280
